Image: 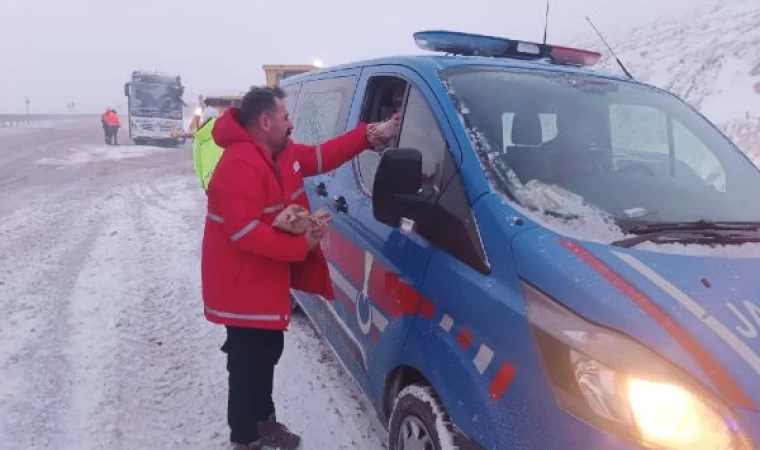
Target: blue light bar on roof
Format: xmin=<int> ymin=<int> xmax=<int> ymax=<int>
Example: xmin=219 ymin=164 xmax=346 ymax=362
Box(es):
xmin=413 ymin=30 xmax=601 ymax=67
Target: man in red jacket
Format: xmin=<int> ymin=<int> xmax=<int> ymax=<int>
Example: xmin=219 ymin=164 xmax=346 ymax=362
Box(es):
xmin=203 ymin=85 xmax=398 ymax=450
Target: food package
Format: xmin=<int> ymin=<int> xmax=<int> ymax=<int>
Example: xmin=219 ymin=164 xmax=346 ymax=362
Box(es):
xmin=308 ymin=208 xmax=332 ymax=235
xmin=272 ymin=204 xmax=311 ymax=234
xmin=272 ymin=205 xmax=332 ymax=235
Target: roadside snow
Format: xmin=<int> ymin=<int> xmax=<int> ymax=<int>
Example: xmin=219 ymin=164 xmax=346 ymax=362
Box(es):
xmin=699 ymin=58 xmax=760 ymax=124
xmin=0 ymin=136 xmax=388 ymax=449
xmin=0 ymin=120 xmax=59 ymax=137
xmin=37 ymin=144 xmax=174 ymax=167
xmin=576 ymin=0 xmax=760 ymax=160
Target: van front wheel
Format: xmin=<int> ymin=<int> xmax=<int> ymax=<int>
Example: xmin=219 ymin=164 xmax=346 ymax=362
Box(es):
xmin=389 ymin=385 xmax=456 ymax=450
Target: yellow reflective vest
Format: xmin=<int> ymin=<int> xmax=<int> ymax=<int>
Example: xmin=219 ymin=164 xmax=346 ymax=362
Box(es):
xmin=192 ymin=118 xmax=223 ymax=192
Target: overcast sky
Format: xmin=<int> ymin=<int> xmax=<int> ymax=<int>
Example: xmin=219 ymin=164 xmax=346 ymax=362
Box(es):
xmin=0 ymin=0 xmax=719 ymax=114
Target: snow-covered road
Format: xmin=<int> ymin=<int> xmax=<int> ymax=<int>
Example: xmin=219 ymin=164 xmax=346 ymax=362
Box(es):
xmin=0 ymin=120 xmax=388 ymax=449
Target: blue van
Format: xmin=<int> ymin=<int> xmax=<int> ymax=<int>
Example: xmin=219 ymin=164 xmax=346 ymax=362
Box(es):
xmin=283 ymin=31 xmax=760 ymax=450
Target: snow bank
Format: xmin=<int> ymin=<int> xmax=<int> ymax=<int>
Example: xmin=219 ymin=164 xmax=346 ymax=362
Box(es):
xmin=577 ymin=0 xmax=760 ymax=161
xmin=37 ymin=144 xmax=174 ymax=167
xmin=0 ymin=119 xmax=59 ymax=137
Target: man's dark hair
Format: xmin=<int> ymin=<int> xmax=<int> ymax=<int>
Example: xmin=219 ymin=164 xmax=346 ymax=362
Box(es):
xmin=238 ymin=85 xmax=286 ymax=128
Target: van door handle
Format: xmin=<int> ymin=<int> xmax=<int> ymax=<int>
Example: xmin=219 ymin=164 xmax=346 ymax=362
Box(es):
xmin=332 ymin=195 xmax=348 ymax=213
xmin=315 ymin=182 xmax=328 ymax=198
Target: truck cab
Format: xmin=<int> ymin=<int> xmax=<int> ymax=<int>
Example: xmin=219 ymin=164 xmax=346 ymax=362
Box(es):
xmin=124 ymin=71 xmax=186 ymax=146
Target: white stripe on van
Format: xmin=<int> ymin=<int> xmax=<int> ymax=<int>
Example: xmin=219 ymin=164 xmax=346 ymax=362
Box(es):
xmin=328 ymin=263 xmax=358 ymax=301
xmin=614 ymin=251 xmax=760 ymax=377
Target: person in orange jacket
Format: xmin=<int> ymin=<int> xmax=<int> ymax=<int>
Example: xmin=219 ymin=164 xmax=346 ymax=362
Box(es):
xmin=104 ymin=109 xmax=121 ymax=145
xmin=202 ymin=85 xmax=399 ymax=450
xmin=100 ymin=108 xmax=111 ymax=144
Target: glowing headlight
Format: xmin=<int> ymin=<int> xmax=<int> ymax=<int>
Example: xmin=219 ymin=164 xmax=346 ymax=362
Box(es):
xmin=524 ymin=281 xmax=753 ymax=450
xmin=628 ymin=379 xmax=733 ymax=449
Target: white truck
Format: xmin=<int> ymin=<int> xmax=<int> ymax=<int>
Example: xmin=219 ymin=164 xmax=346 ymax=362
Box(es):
xmin=123 ymin=71 xmax=186 ymax=146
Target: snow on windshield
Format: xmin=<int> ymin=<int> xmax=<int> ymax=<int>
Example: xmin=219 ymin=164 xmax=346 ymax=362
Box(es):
xmin=444 ymin=74 xmax=760 ymax=256
xmin=443 ymin=80 xmax=629 ymax=244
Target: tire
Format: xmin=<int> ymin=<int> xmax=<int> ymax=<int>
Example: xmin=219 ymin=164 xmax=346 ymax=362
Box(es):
xmin=389 ymin=385 xmax=457 ymax=450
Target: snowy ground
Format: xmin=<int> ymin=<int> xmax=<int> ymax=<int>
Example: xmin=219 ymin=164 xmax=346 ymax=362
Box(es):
xmin=0 ymin=120 xmax=388 ymax=449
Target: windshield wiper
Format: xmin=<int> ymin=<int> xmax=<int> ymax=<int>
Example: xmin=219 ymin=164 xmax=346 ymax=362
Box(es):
xmin=624 ymin=219 xmax=760 ymax=234
xmin=612 ymin=220 xmax=760 ymax=248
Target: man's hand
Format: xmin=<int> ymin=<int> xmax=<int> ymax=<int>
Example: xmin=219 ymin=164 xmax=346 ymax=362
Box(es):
xmin=273 ymin=205 xmax=311 ymax=235
xmin=305 ymin=227 xmax=323 ymax=250
xmin=306 ymin=209 xmax=332 ymax=250
xmin=367 ymin=113 xmax=401 ymax=149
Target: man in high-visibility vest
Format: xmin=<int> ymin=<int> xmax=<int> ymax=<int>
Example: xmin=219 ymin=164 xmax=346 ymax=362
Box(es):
xmin=192 ymin=105 xmax=223 ymax=192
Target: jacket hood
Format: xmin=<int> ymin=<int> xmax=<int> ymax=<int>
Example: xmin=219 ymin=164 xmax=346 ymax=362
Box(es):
xmin=211 ymin=108 xmax=256 ymax=149
xmin=194 ymin=117 xmax=217 ymax=144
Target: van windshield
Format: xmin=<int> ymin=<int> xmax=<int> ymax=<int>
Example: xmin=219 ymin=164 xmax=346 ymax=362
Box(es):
xmin=443 ymin=68 xmax=760 ymax=225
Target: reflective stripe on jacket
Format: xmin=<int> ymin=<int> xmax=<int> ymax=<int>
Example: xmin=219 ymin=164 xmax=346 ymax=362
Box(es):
xmin=201 ymin=107 xmax=372 ymax=330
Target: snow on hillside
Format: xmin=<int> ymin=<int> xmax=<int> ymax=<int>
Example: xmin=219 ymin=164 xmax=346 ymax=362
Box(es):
xmin=578 ymin=0 xmax=760 ymax=160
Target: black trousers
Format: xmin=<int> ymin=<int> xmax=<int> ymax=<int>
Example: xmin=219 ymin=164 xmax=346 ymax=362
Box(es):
xmin=222 ymin=326 xmax=284 ymax=445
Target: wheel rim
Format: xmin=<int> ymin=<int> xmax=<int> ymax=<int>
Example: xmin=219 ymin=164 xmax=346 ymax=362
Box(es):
xmin=397 ymin=415 xmax=435 ymax=450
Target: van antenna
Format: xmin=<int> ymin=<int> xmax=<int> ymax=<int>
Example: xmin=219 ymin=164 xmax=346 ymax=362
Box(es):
xmin=542 ymin=0 xmax=550 ymax=45
xmin=585 ymin=16 xmax=634 ymax=79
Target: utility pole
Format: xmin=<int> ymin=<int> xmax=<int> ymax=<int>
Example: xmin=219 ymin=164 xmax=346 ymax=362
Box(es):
xmin=25 ymin=97 xmax=30 ymax=114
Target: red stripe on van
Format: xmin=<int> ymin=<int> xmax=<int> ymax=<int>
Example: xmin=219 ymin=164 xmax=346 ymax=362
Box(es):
xmin=324 ymin=229 xmax=365 ymax=287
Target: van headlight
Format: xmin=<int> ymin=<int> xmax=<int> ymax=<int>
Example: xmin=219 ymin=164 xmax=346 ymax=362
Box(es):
xmin=523 ymin=280 xmax=753 ymax=450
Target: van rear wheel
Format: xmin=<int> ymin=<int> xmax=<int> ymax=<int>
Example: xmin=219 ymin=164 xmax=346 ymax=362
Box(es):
xmin=389 ymin=385 xmax=456 ymax=450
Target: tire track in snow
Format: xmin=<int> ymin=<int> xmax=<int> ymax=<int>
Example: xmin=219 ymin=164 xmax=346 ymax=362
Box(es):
xmin=2 ymin=126 xmax=389 ymax=449
xmin=0 ymin=190 xmax=113 ymax=448
xmin=56 ymin=191 xmax=141 ymax=449
xmin=108 ymin=180 xmax=227 ymax=449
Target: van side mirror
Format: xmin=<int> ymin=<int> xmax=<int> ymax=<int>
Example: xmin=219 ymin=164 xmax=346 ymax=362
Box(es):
xmin=123 ymin=83 xmax=130 ymax=97
xmin=372 ymin=148 xmax=424 ymax=228
xmin=372 ymin=147 xmax=491 ymax=274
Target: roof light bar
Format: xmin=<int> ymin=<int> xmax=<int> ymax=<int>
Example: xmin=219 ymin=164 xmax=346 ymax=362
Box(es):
xmin=413 ymin=30 xmax=602 ymax=67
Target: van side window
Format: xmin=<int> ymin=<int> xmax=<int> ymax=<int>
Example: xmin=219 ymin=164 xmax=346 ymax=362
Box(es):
xmin=281 ymin=83 xmax=301 ymax=117
xmin=291 ymin=76 xmax=356 ymax=146
xmin=356 ymin=76 xmax=407 ymax=193
xmin=398 ymin=87 xmax=446 ymax=189
xmin=357 ymin=84 xmax=446 ymax=194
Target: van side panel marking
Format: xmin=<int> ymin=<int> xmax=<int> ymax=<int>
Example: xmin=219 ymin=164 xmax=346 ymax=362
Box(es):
xmin=489 ymin=363 xmax=517 ymax=400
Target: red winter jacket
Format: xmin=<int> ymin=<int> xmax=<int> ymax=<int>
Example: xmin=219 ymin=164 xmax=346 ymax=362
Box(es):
xmin=202 ymin=108 xmax=372 ymax=330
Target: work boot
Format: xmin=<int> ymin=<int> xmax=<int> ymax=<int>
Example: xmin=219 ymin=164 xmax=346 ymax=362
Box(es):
xmin=257 ymin=415 xmax=301 ymax=450
xmin=232 ymin=443 xmax=262 ymax=450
